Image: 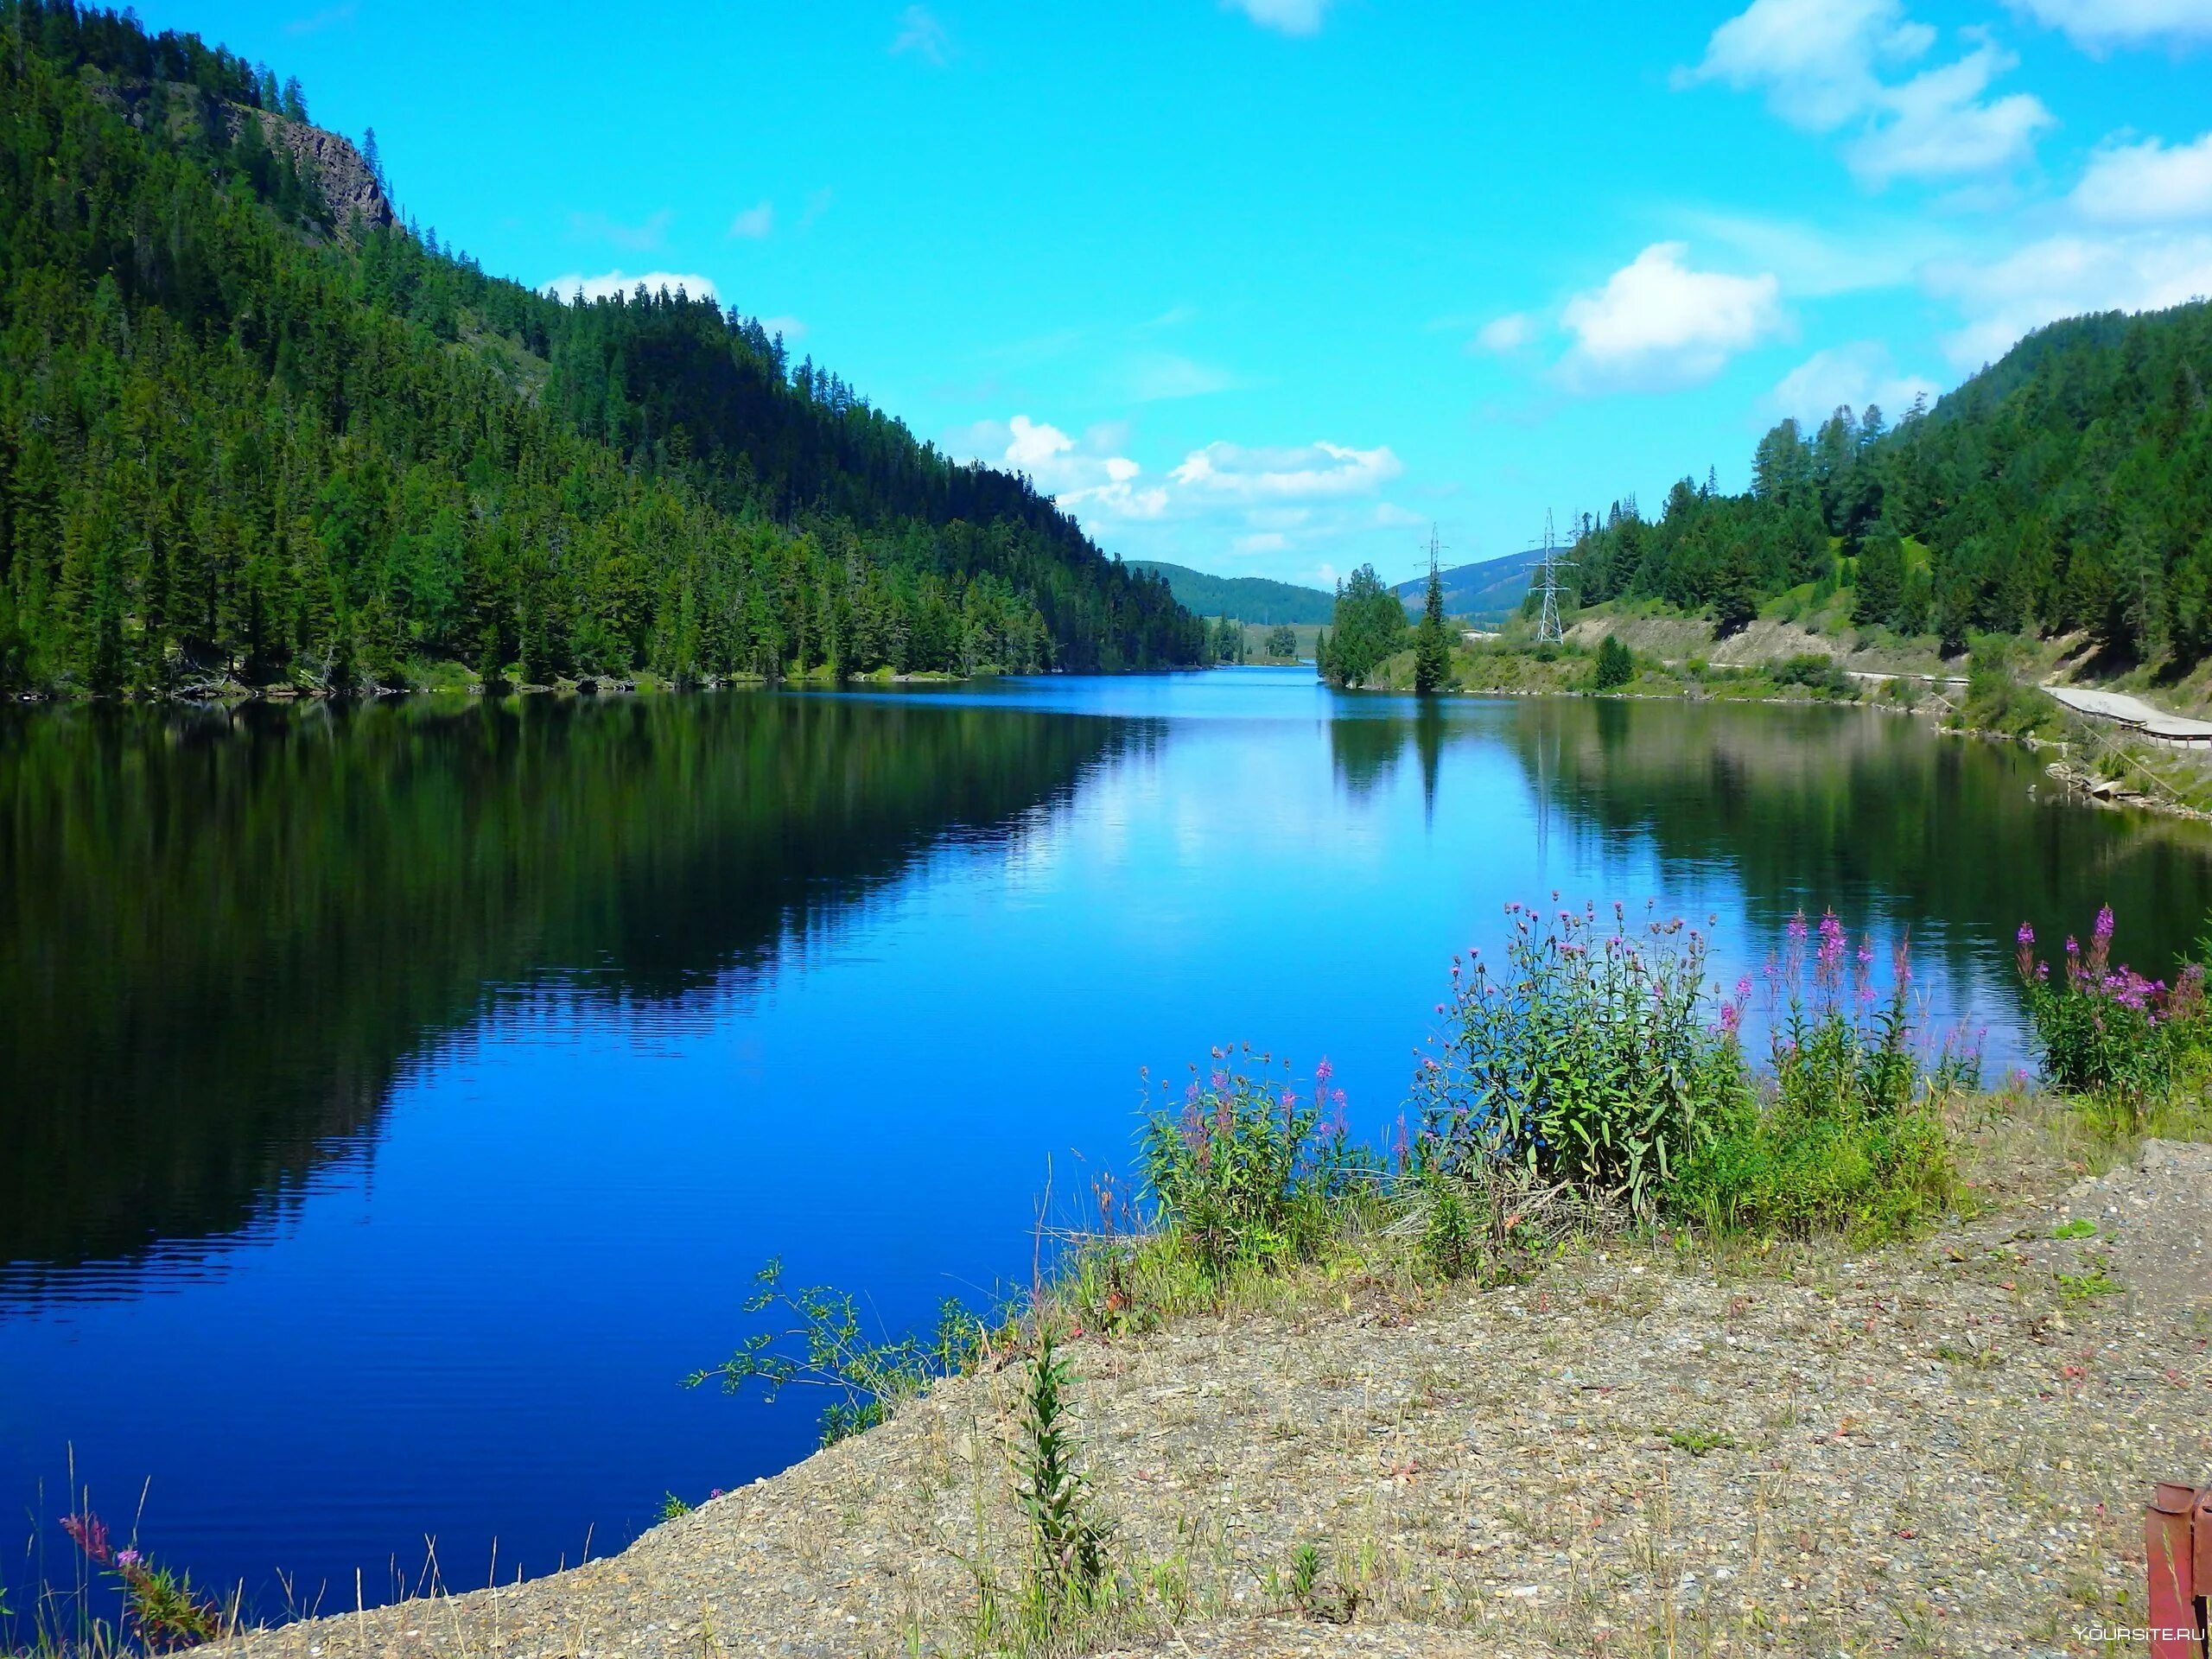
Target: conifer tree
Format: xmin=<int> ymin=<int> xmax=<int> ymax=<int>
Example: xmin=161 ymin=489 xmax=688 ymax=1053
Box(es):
xmin=1413 ymin=550 xmax=1451 ymax=694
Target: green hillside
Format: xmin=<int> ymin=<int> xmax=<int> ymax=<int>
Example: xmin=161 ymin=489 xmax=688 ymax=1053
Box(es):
xmin=1129 ymin=562 xmax=1335 ymax=625
xmin=0 ymin=1 xmax=1203 ymax=695
xmin=1567 ymin=300 xmax=2212 ymax=660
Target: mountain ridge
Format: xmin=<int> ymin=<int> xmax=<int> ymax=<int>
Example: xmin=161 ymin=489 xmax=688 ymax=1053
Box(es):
xmin=0 ymin=0 xmax=1203 ymax=694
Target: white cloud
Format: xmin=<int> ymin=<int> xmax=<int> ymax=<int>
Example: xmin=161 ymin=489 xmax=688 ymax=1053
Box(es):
xmin=1682 ymin=0 xmax=1932 ymax=128
xmin=1558 ymin=243 xmax=1786 ymax=390
xmin=891 ymin=5 xmax=952 ymax=63
xmin=542 ymin=270 xmax=720 ymax=303
xmin=2009 ymin=0 xmax=2212 ymax=48
xmin=1235 ymin=531 xmax=1291 ymax=553
xmin=1846 ymin=42 xmax=2053 ymax=183
xmin=757 ymin=313 xmax=806 ymax=340
xmin=953 ymin=416 xmax=1165 ymax=518
xmin=1684 ymin=1 xmax=2050 ymax=182
xmin=1170 ymin=441 xmax=1404 ymax=501
xmin=1929 ymin=230 xmax=2212 ymax=365
xmin=1770 ymin=341 xmax=1942 ymax=421
xmin=728 ymin=200 xmax=773 ymax=239
xmin=1226 ymin=0 xmax=1332 ymax=35
xmin=1474 ymin=312 xmax=1536 ymax=352
xmin=2072 ymin=132 xmax=2212 ymax=224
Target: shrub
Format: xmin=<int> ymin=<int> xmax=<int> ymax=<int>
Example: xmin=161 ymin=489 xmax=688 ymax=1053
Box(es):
xmin=1410 ymin=902 xmax=1747 ymax=1220
xmin=1961 ymin=641 xmax=2064 ymax=738
xmin=1671 ymin=910 xmax=1967 ymax=1242
xmin=1139 ymin=1052 xmax=1375 ymax=1281
xmin=684 ymin=1259 xmax=993 ymax=1445
xmin=1592 ymin=634 xmax=1634 ymax=690
xmin=1768 ymin=652 xmax=1851 ymax=696
xmin=2017 ymin=907 xmax=2204 ymax=1105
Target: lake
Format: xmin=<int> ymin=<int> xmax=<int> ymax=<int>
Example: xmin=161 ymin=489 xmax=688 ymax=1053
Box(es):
xmin=6 ymin=668 xmax=2211 ymax=1620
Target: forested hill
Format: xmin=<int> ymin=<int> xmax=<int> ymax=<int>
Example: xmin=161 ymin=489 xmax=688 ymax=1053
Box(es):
xmin=1128 ymin=562 xmax=1334 ymax=624
xmin=1567 ymin=300 xmax=2212 ymax=661
xmin=0 ymin=1 xmax=1202 ymax=695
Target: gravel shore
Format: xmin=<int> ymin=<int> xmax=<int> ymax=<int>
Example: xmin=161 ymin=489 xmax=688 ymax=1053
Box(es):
xmin=200 ymin=1137 xmax=2211 ymax=1659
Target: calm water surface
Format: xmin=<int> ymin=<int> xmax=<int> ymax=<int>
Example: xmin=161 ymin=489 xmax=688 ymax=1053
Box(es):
xmin=7 ymin=669 xmax=2212 ymax=1615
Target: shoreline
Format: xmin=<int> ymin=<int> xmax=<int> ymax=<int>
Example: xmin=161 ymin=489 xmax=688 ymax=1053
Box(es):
xmin=181 ymin=1112 xmax=2212 ymax=1659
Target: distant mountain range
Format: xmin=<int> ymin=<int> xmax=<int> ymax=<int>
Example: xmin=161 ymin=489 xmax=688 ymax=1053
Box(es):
xmin=1128 ymin=563 xmax=1335 ymax=625
xmin=1395 ymin=547 xmax=1547 ymax=623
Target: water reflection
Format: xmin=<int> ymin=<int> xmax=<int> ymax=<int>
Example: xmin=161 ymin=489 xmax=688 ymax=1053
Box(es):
xmin=0 ymin=694 xmax=1134 ymax=1279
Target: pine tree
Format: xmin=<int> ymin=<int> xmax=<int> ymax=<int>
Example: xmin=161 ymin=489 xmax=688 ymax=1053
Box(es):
xmin=1413 ymin=547 xmax=1451 ymax=694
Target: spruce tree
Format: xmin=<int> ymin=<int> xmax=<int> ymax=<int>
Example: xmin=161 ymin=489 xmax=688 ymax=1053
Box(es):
xmin=1414 ymin=553 xmax=1451 ymax=694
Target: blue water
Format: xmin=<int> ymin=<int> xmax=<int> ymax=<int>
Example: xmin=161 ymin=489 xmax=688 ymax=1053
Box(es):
xmin=5 ymin=669 xmax=2209 ymax=1620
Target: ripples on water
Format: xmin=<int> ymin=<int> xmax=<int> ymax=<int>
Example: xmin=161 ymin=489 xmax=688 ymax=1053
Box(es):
xmin=5 ymin=669 xmax=2210 ymax=1614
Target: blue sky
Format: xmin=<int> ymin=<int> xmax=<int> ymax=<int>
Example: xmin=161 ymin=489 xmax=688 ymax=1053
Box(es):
xmin=159 ymin=0 xmax=2212 ymax=588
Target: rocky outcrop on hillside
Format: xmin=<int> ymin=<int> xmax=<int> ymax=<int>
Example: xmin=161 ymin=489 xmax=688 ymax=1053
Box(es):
xmin=226 ymin=105 xmax=393 ymax=235
xmin=86 ymin=76 xmax=392 ymax=240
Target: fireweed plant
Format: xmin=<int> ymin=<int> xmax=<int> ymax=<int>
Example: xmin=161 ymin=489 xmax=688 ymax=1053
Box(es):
xmin=1135 ymin=1049 xmax=1379 ymax=1281
xmin=1408 ymin=901 xmax=1747 ymax=1222
xmin=55 ymin=1512 xmax=230 ymax=1653
xmin=2017 ymin=906 xmax=2206 ymax=1109
xmin=1673 ymin=909 xmax=1970 ymax=1242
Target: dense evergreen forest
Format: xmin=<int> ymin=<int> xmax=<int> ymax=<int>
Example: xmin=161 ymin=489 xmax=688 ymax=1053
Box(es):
xmin=0 ymin=1 xmax=1204 ymax=696
xmin=1567 ymin=300 xmax=2212 ymax=662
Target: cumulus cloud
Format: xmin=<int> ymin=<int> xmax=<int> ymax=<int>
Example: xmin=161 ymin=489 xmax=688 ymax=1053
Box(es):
xmin=1226 ymin=0 xmax=1332 ymax=35
xmin=1557 ymin=244 xmax=1786 ymax=390
xmin=1929 ymin=230 xmax=2212 ymax=366
xmin=1684 ymin=0 xmax=2050 ymax=181
xmin=1770 ymin=341 xmax=1942 ymax=421
xmin=2071 ymin=132 xmax=2212 ymax=224
xmin=728 ymin=200 xmax=773 ymax=239
xmin=1169 ymin=441 xmax=1404 ymax=501
xmin=1474 ymin=312 xmax=1537 ymax=352
xmin=2008 ymin=0 xmax=2212 ymax=48
xmin=542 ymin=270 xmax=719 ymax=303
xmin=954 ymin=417 xmax=1165 ymax=518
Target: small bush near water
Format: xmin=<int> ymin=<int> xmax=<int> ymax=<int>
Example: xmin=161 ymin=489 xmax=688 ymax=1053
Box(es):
xmin=2017 ymin=906 xmax=2205 ymax=1112
xmin=1408 ymin=901 xmax=1746 ymax=1222
xmin=1673 ymin=911 xmax=1972 ymax=1242
xmin=1407 ymin=901 xmax=1968 ymax=1243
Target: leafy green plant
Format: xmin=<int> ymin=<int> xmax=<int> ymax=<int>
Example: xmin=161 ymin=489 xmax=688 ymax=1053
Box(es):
xmin=2056 ymin=1263 xmax=2123 ymax=1303
xmin=1015 ymin=1329 xmax=1110 ymax=1627
xmin=1656 ymin=1427 xmax=1737 ymax=1456
xmin=1411 ymin=901 xmax=1747 ymax=1219
xmin=2052 ymin=1217 xmax=2097 ymax=1240
xmin=657 ymin=1491 xmax=693 ymax=1522
xmin=1140 ymin=1052 xmax=1376 ymax=1281
xmin=2017 ymin=908 xmax=2205 ymax=1109
xmin=685 ymin=1258 xmax=991 ymax=1446
xmin=59 ymin=1512 xmax=230 ymax=1653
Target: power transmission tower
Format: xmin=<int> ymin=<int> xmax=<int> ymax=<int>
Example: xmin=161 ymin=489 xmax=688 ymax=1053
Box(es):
xmin=1535 ymin=509 xmax=1576 ymax=645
